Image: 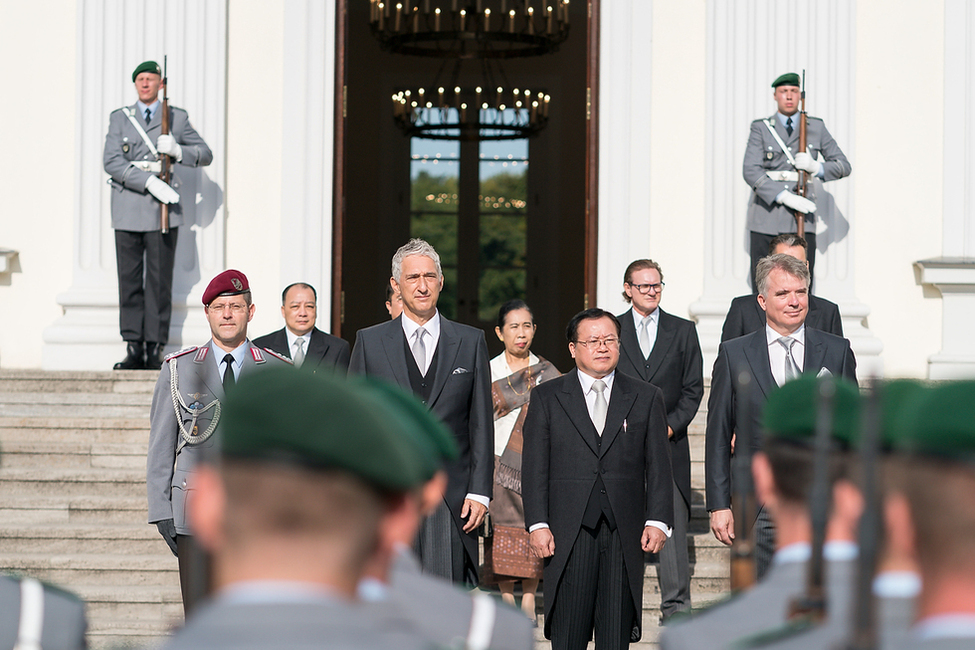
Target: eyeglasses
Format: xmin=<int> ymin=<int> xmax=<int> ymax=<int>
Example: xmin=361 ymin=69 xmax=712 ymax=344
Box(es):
xmin=207 ymin=302 xmax=248 ymax=314
xmin=627 ymin=282 xmax=665 ymax=294
xmin=575 ymin=337 xmax=620 ymax=350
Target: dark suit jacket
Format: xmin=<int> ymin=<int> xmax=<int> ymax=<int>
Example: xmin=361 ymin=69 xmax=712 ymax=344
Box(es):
xmin=522 ymin=369 xmax=674 ymax=640
xmin=348 ymin=315 xmax=494 ymax=568
xmin=705 ymin=327 xmax=857 ymax=511
xmin=617 ymin=308 xmax=703 ymax=512
xmin=721 ymin=294 xmax=843 ymax=342
xmin=252 ymin=326 xmax=350 ymax=372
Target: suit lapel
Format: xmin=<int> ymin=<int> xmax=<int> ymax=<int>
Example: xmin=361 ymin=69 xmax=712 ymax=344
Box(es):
xmin=427 ymin=315 xmax=460 ymax=406
xmin=744 ymin=332 xmax=776 ymax=400
xmin=599 ymin=375 xmax=636 ymax=457
xmin=379 ymin=318 xmax=412 ymax=388
xmin=645 ymin=310 xmax=676 ymax=382
xmin=803 ymin=328 xmax=827 ymax=375
xmin=307 ymin=328 xmax=329 ymax=365
xmin=619 ymin=310 xmax=649 ymax=381
xmin=555 ymin=369 xmax=601 ymax=456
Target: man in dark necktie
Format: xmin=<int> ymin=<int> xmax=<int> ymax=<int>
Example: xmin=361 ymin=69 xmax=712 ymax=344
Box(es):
xmin=253 ymin=282 xmax=350 ymax=372
xmin=742 ymin=72 xmax=851 ymax=288
xmin=104 ymin=60 xmax=212 ymax=370
xmin=146 ymin=270 xmax=292 ymax=614
xmin=349 ymin=239 xmax=493 ymax=587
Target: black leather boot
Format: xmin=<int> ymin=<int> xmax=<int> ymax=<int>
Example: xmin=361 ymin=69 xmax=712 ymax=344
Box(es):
xmin=113 ymin=342 xmax=145 ymax=370
xmin=145 ymin=343 xmax=165 ymax=370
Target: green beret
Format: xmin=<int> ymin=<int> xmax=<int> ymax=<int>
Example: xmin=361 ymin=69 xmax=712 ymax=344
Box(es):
xmin=132 ymin=60 xmax=161 ymax=82
xmin=762 ymin=374 xmax=861 ymax=448
xmin=350 ymin=375 xmax=458 ymax=481
xmin=888 ymin=380 xmax=975 ymax=461
xmin=876 ymin=379 xmax=929 ymax=450
xmin=220 ymin=367 xmax=430 ymax=491
xmin=772 ymin=72 xmax=801 ymax=88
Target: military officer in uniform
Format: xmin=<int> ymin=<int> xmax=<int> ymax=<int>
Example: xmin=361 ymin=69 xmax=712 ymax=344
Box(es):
xmin=742 ymin=72 xmax=851 ymax=288
xmin=104 ymin=60 xmax=212 ymax=370
xmin=0 ymin=443 xmax=88 ymax=650
xmin=146 ymin=269 xmax=290 ymax=614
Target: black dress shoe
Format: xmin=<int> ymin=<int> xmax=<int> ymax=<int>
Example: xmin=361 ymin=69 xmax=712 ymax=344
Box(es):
xmin=113 ymin=342 xmax=145 ymax=370
xmin=145 ymin=342 xmax=165 ymax=370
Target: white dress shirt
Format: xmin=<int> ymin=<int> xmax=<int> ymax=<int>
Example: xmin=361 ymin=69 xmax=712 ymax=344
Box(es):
xmin=401 ymin=310 xmax=441 ymax=376
xmin=766 ymin=324 xmax=805 ymax=386
xmin=285 ymin=328 xmax=312 ymax=362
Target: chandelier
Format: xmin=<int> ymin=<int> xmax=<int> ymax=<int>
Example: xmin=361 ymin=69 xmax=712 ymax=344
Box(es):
xmin=392 ymin=84 xmax=550 ymax=140
xmin=369 ymin=0 xmax=570 ymax=59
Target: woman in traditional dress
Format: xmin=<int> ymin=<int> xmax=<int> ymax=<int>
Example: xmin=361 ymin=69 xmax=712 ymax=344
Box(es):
xmin=484 ymin=299 xmax=560 ymax=625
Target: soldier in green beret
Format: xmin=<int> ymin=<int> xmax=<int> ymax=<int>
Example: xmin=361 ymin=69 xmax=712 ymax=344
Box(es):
xmin=104 ymin=59 xmax=212 ymax=370
xmin=881 ymin=380 xmax=975 ymax=648
xmin=159 ymin=368 xmax=436 ymax=650
xmin=664 ymin=375 xmax=862 ymax=650
xmin=742 ymin=71 xmax=851 ymax=289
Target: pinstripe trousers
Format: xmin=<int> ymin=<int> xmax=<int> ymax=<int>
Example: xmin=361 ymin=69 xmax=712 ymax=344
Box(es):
xmin=550 ymin=519 xmax=634 ymax=650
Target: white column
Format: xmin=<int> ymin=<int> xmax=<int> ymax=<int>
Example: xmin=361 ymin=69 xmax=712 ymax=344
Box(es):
xmin=688 ymin=0 xmax=882 ymax=375
xmin=43 ymin=0 xmax=227 ymax=369
xmin=918 ymin=0 xmax=975 ymax=379
xmin=280 ymin=0 xmax=336 ymax=317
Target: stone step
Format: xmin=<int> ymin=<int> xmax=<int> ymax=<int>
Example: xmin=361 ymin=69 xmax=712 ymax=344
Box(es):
xmin=0 ymin=369 xmax=158 ymax=394
xmin=0 ymin=495 xmax=146 ymax=526
xmin=0 ymin=419 xmax=150 ymax=445
xmin=73 ymin=584 xmax=182 ymax=650
xmin=0 ymin=553 xmax=177 ymax=586
xmin=0 ymin=467 xmax=146 ymax=498
xmin=0 ymin=440 xmax=147 ymax=469
xmin=0 ymin=392 xmax=153 ymax=419
xmin=0 ymin=523 xmax=162 ymax=555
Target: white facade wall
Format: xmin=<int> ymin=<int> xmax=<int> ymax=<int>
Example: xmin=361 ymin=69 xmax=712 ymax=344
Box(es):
xmin=0 ymin=0 xmax=962 ymax=378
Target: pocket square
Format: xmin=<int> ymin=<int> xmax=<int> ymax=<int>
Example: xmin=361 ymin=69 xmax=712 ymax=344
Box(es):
xmin=452 ymin=367 xmax=470 ymax=375
xmin=817 ymin=367 xmax=832 ymax=378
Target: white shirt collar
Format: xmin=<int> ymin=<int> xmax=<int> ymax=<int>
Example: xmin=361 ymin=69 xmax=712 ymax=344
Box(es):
xmin=401 ymin=310 xmax=441 ymax=342
xmin=217 ymin=580 xmax=343 ymax=605
xmin=766 ymin=323 xmax=805 ymax=346
xmin=631 ymin=306 xmax=659 ymax=328
xmin=285 ymin=328 xmax=312 ymax=351
xmin=914 ymin=614 xmax=975 ymax=640
xmin=577 ymin=368 xmax=615 ymax=395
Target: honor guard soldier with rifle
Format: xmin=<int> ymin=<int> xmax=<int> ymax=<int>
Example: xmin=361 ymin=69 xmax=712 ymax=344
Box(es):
xmin=742 ymin=72 xmax=851 ymax=289
xmin=146 ymin=270 xmax=291 ymax=616
xmin=104 ymin=60 xmax=212 ymax=370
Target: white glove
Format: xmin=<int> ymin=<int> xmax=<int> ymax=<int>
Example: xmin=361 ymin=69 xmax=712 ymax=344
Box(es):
xmin=145 ymin=176 xmax=180 ymax=204
xmin=777 ymin=191 xmax=816 ymax=214
xmin=794 ymin=152 xmax=821 ymax=175
xmin=156 ymin=134 xmax=183 ymax=162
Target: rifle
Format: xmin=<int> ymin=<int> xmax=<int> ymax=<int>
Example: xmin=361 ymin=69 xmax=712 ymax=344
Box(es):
xmin=730 ymin=370 xmax=757 ymax=591
xmin=794 ymin=69 xmax=807 ymax=239
xmin=788 ymin=376 xmax=834 ymax=623
xmin=844 ymin=382 xmax=883 ymax=650
xmin=159 ymin=55 xmax=171 ymax=234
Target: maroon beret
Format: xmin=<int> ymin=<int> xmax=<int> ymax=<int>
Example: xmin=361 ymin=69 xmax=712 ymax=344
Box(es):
xmin=202 ymin=270 xmax=250 ymax=306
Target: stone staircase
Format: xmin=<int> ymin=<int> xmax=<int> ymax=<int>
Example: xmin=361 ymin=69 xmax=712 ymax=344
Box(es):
xmin=0 ymin=370 xmax=181 ymax=649
xmin=0 ymin=369 xmax=728 ymax=649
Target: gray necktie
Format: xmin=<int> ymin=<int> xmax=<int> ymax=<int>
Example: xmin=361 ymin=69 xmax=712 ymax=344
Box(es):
xmin=777 ymin=336 xmax=800 ymax=383
xmin=293 ymin=338 xmax=305 ymax=368
xmin=412 ymin=327 xmax=427 ymax=375
xmin=591 ymin=379 xmax=608 ymax=435
xmin=639 ymin=315 xmax=652 ymax=359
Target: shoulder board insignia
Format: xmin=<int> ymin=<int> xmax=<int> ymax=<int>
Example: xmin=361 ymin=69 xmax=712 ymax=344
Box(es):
xmin=261 ymin=347 xmax=293 ymax=364
xmin=194 ymin=347 xmax=209 ymax=363
xmin=164 ymin=346 xmax=199 ymax=363
xmin=251 ymin=347 xmax=266 ymax=364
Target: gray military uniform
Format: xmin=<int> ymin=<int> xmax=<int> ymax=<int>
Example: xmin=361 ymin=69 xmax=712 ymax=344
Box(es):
xmin=104 ymin=103 xmax=212 ymax=232
xmin=742 ymin=114 xmax=851 ymax=236
xmin=147 ymin=341 xmax=290 ymax=533
xmin=0 ymin=574 xmax=87 ymax=650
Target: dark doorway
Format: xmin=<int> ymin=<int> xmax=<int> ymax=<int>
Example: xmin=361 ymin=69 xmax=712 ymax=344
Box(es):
xmin=336 ymin=0 xmax=592 ymax=370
